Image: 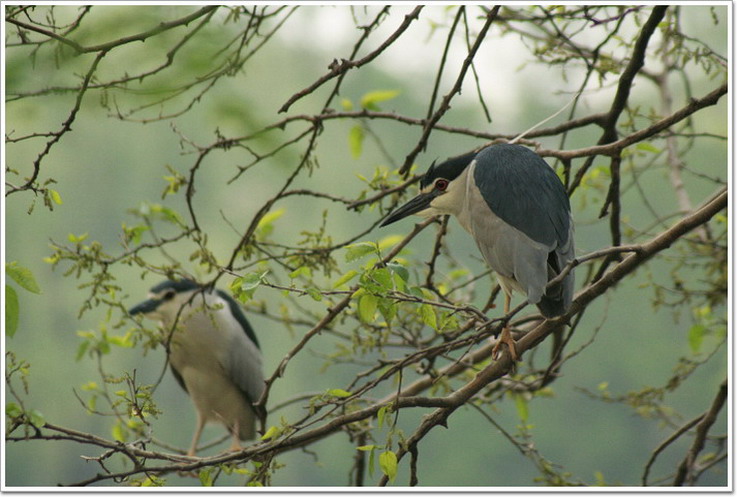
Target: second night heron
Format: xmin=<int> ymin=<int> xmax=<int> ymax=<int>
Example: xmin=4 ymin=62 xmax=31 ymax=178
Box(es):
xmin=129 ymin=279 xmax=264 ymax=456
xmin=381 ymin=144 xmax=575 ymax=360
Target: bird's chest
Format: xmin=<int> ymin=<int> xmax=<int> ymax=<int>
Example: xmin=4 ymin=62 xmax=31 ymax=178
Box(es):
xmin=456 ymin=172 xmax=507 ymax=243
xmin=166 ymin=312 xmax=229 ymax=373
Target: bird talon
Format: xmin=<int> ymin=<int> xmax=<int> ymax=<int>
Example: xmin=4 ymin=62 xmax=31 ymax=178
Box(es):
xmin=492 ymin=326 xmax=519 ymax=361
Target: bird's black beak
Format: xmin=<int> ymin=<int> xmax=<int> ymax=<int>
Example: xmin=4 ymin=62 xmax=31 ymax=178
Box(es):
xmin=380 ymin=191 xmax=437 ymax=227
xmin=129 ymin=298 xmax=160 ymax=316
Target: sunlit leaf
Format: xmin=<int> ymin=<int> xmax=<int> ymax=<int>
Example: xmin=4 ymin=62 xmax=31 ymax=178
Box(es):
xmin=636 ymin=142 xmax=661 ymax=154
xmin=371 ymin=267 xmax=393 ymax=291
xmin=327 ymin=388 xmax=352 ymax=398
xmin=358 ymin=293 xmax=378 ymax=323
xmin=305 ymin=287 xmax=323 ymax=301
xmin=512 ymin=392 xmax=529 ymax=422
xmin=261 ymin=425 xmax=281 ymax=441
xmin=256 ymin=208 xmax=286 ymax=237
xmin=688 ymin=324 xmax=706 ymax=353
xmin=341 ymin=98 xmax=354 ymax=111
xmin=5 ymin=285 xmax=19 ymax=338
xmin=289 ymin=266 xmax=312 ymax=279
xmin=349 ymin=125 xmax=364 ymax=159
xmin=379 ymin=450 xmax=398 ymax=482
xmin=333 ymin=270 xmax=359 ymax=289
xmin=28 ymin=409 xmax=46 ymax=428
xmin=345 ymin=242 xmax=378 ymax=262
xmin=49 ymin=189 xmax=63 ymax=205
xmin=199 ymin=468 xmax=214 ymax=486
xmin=420 ymin=304 xmax=437 ymax=330
xmin=360 ymin=89 xmax=400 ymax=110
xmin=378 ymin=234 xmax=404 ymax=251
xmin=111 ymin=422 xmax=126 ymax=442
xmin=6 ymin=262 xmax=41 ymax=294
xmin=5 ymin=402 xmax=23 ymax=419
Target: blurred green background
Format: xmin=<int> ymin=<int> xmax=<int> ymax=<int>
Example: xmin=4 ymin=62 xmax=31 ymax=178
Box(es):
xmin=4 ymin=5 xmax=728 ymax=487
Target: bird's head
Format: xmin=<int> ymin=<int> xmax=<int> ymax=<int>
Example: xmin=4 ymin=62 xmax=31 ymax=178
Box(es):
xmin=380 ymin=151 xmax=477 ymax=227
xmin=128 ymin=279 xmax=200 ymax=323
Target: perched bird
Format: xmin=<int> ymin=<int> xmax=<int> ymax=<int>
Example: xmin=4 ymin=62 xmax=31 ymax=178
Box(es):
xmin=381 ymin=143 xmax=575 ymax=360
xmin=129 ymin=279 xmax=264 ymax=456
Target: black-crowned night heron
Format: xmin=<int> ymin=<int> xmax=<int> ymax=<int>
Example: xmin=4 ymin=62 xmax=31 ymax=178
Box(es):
xmin=129 ymin=279 xmax=264 ymax=456
xmin=381 ymin=143 xmax=575 ymax=360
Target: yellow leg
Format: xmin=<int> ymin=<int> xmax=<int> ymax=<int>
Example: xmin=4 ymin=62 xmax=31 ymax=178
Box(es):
xmin=228 ymin=419 xmax=242 ymax=453
xmin=188 ymin=413 xmax=206 ymax=457
xmin=492 ymin=293 xmax=519 ymax=361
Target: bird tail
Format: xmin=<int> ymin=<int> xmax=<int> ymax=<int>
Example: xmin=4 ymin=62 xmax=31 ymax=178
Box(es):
xmin=536 ymin=293 xmax=567 ymax=318
xmin=537 ymin=248 xmax=574 ymax=318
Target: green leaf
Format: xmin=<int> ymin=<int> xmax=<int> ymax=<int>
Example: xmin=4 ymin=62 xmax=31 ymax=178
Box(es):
xmin=6 ymin=262 xmax=41 ymax=294
xmin=49 ymin=189 xmax=63 ymax=205
xmin=377 ymin=234 xmax=404 ymax=251
xmin=261 ymin=425 xmax=281 ymax=441
xmin=348 ymin=125 xmax=364 ymax=159
xmin=378 ymin=299 xmax=397 ymax=324
xmin=420 ymin=304 xmax=438 ymax=330
xmin=256 ymin=208 xmax=286 ymax=237
xmin=67 ymin=232 xmax=89 ymax=244
xmin=371 ymin=267 xmax=393 ymax=291
xmin=688 ymin=324 xmax=706 ymax=353
xmin=289 ymin=266 xmax=312 ymax=279
xmin=28 ymin=409 xmax=46 ymax=428
xmin=145 ymin=203 xmax=183 ymax=225
xmin=512 ymin=392 xmax=529 ymax=422
xmin=358 ymin=294 xmax=378 ymax=323
xmin=123 ymin=223 xmax=150 ymax=244
xmin=305 ymin=287 xmax=323 ymax=302
xmin=636 ymin=142 xmax=662 ymax=154
xmin=387 ymin=262 xmax=409 ymax=282
xmin=5 ymin=285 xmax=19 ymax=338
xmin=379 ymin=450 xmax=398 ymax=483
xmin=5 ymin=402 xmax=23 ymax=419
xmin=199 ymin=468 xmax=214 ymax=486
xmin=377 ymin=405 xmax=390 ymax=429
xmin=326 ymin=388 xmax=352 ymax=398
xmin=75 ymin=340 xmax=90 ymax=361
xmin=341 ymin=98 xmax=354 ymax=111
xmin=111 ymin=422 xmax=126 ymax=442
xmin=360 ymin=90 xmax=400 ymax=110
xmin=345 ymin=242 xmax=378 ymax=262
xmin=231 ymin=271 xmax=269 ymax=303
xmin=333 ymin=269 xmax=359 ymax=289
xmin=357 ymin=444 xmax=378 ymax=478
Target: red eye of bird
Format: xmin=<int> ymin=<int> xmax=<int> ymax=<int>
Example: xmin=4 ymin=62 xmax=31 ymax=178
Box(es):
xmin=435 ymin=179 xmax=449 ymax=191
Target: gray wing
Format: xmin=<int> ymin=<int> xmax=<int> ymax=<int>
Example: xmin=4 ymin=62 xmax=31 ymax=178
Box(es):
xmin=473 ymin=144 xmax=571 ymax=248
xmin=212 ymin=291 xmax=265 ymax=405
xmin=225 ymin=330 xmax=265 ymax=405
